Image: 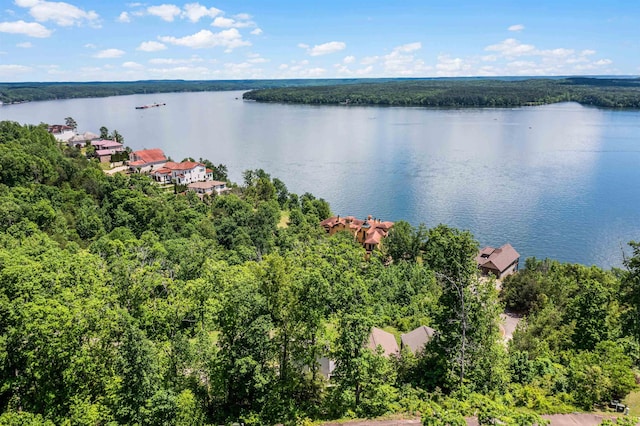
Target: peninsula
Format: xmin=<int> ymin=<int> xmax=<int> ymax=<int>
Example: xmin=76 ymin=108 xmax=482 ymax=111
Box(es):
xmin=242 ymin=77 xmax=640 ymax=108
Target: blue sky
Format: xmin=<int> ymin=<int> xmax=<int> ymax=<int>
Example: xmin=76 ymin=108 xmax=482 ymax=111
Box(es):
xmin=1 ymin=0 xmax=639 ymax=82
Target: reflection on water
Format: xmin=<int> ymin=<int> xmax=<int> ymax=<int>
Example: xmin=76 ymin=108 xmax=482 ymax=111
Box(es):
xmin=2 ymin=91 xmax=639 ymax=267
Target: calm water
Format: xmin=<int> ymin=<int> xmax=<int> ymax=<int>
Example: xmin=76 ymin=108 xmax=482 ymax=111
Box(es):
xmin=2 ymin=90 xmax=640 ymax=268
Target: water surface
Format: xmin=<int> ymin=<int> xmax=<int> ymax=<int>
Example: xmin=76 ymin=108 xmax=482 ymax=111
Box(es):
xmin=2 ymin=91 xmax=639 ymax=267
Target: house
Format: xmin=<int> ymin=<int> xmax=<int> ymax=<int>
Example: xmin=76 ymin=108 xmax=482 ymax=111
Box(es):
xmin=317 ymin=327 xmax=399 ymax=381
xmin=128 ymin=148 xmax=167 ymax=173
xmin=476 ymin=243 xmax=520 ymax=279
xmin=152 ymin=161 xmax=213 ymax=185
xmin=320 ymin=215 xmax=394 ymax=252
xmin=47 ymin=124 xmax=75 ymax=142
xmin=67 ymin=131 xmax=99 ymax=148
xmin=187 ymin=180 xmax=229 ymax=196
xmin=91 ymin=139 xmax=125 ymax=163
xmin=401 ymin=326 xmax=435 ymax=354
xmin=367 ymin=327 xmax=399 ymax=357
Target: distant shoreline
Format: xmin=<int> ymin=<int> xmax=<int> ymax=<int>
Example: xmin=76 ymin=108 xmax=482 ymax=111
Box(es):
xmin=3 ymin=76 xmax=640 ymax=109
xmin=242 ymin=77 xmax=640 ymax=109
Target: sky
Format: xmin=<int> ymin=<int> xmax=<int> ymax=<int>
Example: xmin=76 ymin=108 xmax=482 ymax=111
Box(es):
xmin=1 ymin=0 xmax=639 ymax=82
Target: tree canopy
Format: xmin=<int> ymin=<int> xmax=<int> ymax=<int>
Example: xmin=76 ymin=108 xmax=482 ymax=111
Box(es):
xmin=0 ymin=120 xmax=638 ymax=425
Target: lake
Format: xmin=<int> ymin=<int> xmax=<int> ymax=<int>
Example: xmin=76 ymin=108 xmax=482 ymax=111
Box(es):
xmin=2 ymin=90 xmax=639 ymax=268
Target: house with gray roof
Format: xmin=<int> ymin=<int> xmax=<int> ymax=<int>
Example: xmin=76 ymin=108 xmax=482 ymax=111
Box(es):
xmin=476 ymin=243 xmax=520 ymax=279
xmin=401 ymin=325 xmax=435 ymax=354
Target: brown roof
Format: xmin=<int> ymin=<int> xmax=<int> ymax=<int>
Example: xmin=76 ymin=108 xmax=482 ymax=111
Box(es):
xmin=159 ymin=161 xmax=203 ymax=171
xmin=131 ymin=148 xmax=167 ymax=164
xmin=401 ymin=326 xmax=435 ymax=354
xmin=367 ymin=327 xmax=399 ymax=357
xmin=91 ymin=139 xmax=123 ymax=149
xmin=187 ymin=180 xmax=227 ymax=189
xmin=476 ymin=243 xmax=520 ymax=273
xmin=48 ymin=124 xmax=73 ymax=133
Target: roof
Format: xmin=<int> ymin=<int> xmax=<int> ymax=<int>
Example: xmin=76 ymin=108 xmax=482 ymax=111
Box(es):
xmin=91 ymin=139 xmax=122 ymax=149
xmin=131 ymin=148 xmax=167 ymax=164
xmin=401 ymin=326 xmax=435 ymax=354
xmin=367 ymin=327 xmax=399 ymax=357
xmin=476 ymin=243 xmax=520 ymax=273
xmin=47 ymin=124 xmax=73 ymax=133
xmin=82 ymin=131 xmax=99 ymax=140
xmin=187 ymin=180 xmax=227 ymax=189
xmin=164 ymin=161 xmax=203 ymax=171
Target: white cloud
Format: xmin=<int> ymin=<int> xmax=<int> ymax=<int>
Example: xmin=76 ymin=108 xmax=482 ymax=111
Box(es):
xmin=17 ymin=41 xmax=33 ymax=48
xmin=84 ymin=43 xmax=96 ymax=48
xmin=382 ymin=42 xmax=430 ymax=76
xmin=147 ymin=4 xmax=181 ymax=22
xmin=183 ymin=3 xmax=221 ymax=22
xmin=395 ymin=42 xmax=421 ymax=53
xmin=250 ymin=27 xmax=262 ymax=35
xmin=343 ymin=55 xmax=355 ymax=64
xmin=334 ymin=63 xmax=373 ymax=77
xmin=485 ymin=38 xmax=536 ymax=57
xmin=212 ymin=16 xmax=234 ymax=27
xmin=300 ymin=41 xmax=346 ymax=56
xmin=149 ymin=56 xmax=203 ymax=65
xmin=234 ymin=13 xmax=251 ymax=20
xmin=137 ymin=41 xmax=166 ymax=52
xmin=159 ymin=28 xmax=250 ymax=50
xmin=508 ymin=24 xmax=525 ymax=32
xmin=0 ymin=20 xmax=52 ymax=37
xmin=117 ymin=12 xmax=130 ymax=23
xmin=436 ymin=55 xmax=472 ymax=76
xmin=15 ymin=0 xmax=99 ymax=27
xmin=581 ymin=49 xmax=596 ymax=56
xmin=595 ymin=59 xmax=612 ymax=66
xmin=212 ymin=16 xmax=254 ymax=28
xmin=0 ymin=64 xmax=33 ymax=75
xmin=122 ymin=61 xmax=143 ymax=69
xmin=94 ymin=48 xmax=125 ymax=58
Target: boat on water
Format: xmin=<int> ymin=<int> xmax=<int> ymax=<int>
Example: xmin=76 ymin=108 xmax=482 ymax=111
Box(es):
xmin=135 ymin=102 xmax=166 ymax=110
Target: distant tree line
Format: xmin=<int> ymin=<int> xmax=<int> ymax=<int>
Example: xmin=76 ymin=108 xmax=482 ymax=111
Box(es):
xmin=243 ymin=77 xmax=640 ymax=109
xmin=0 ymin=78 xmax=399 ymax=104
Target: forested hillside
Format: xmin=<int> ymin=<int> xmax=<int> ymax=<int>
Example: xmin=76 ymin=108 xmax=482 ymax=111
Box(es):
xmin=0 ymin=79 xmax=398 ymax=104
xmin=243 ymin=77 xmax=640 ymax=108
xmin=1 ymin=121 xmax=639 ymax=425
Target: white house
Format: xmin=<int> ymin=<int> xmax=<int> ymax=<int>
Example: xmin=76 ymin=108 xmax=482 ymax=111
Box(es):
xmin=187 ymin=180 xmax=229 ymax=195
xmin=152 ymin=161 xmax=213 ymax=185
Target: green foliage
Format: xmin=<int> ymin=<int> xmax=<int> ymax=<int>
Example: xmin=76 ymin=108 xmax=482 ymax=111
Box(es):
xmin=244 ymin=77 xmax=640 ymax=109
xmin=1 ymin=120 xmax=639 ymax=424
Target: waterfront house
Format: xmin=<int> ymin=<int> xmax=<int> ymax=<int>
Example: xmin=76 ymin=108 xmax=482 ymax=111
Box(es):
xmin=400 ymin=325 xmax=435 ymax=354
xmin=476 ymin=243 xmax=520 ymax=279
xmin=67 ymin=131 xmax=99 ymax=148
xmin=187 ymin=180 xmax=229 ymax=195
xmin=152 ymin=161 xmax=213 ymax=185
xmin=128 ymin=148 xmax=167 ymax=173
xmin=91 ymin=139 xmax=125 ymax=163
xmin=47 ymin=124 xmax=74 ymax=142
xmin=320 ymin=215 xmax=394 ymax=252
